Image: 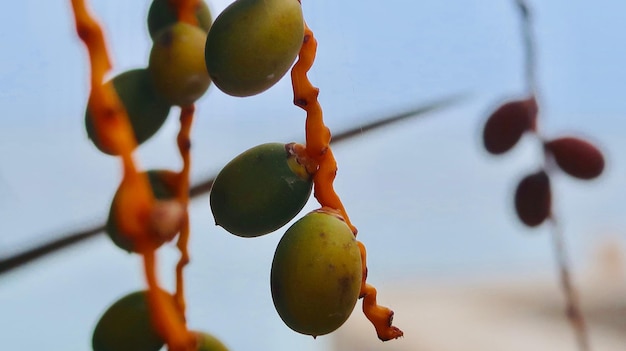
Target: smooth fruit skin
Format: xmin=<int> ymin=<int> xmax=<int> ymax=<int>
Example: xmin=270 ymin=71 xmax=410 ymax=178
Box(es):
xmin=147 ymin=0 xmax=213 ymax=40
xmin=210 ymin=143 xmax=312 ymax=237
xmin=204 ymin=0 xmax=304 ymax=96
xmin=149 ymin=22 xmax=211 ymax=106
xmin=194 ymin=331 xmax=230 ymax=351
xmin=85 ymin=69 xmax=171 ymax=155
xmin=515 ymin=170 xmax=551 ymax=227
xmin=92 ymin=291 xmax=164 ymax=351
xmin=106 ymin=170 xmax=178 ymax=252
xmin=544 ymin=137 xmax=605 ymax=180
xmin=483 ymin=97 xmax=537 ymax=155
xmin=271 ymin=210 xmax=362 ymax=337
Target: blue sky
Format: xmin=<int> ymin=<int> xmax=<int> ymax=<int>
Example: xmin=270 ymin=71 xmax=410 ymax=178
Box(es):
xmin=1 ymin=1 xmax=625 ymax=350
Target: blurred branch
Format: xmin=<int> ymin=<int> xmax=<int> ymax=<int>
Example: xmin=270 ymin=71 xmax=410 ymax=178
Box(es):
xmin=515 ymin=0 xmax=537 ymax=94
xmin=515 ymin=1 xmax=590 ymax=350
xmin=549 ymin=216 xmax=591 ymax=351
xmin=0 ymin=93 xmax=469 ymax=276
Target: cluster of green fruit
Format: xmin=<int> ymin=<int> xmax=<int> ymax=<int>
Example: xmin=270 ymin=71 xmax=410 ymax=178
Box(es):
xmin=96 ymin=0 xmax=307 ymax=247
xmin=86 ymin=0 xmax=212 ymax=155
xmin=89 ymin=0 xmax=216 ymax=350
xmin=93 ymin=291 xmax=228 ymax=351
xmin=86 ymin=0 xmax=306 ymax=156
xmin=89 ymin=0 xmax=363 ymax=347
xmin=210 ymin=143 xmax=363 ymax=337
xmin=204 ymin=0 xmax=362 ymax=338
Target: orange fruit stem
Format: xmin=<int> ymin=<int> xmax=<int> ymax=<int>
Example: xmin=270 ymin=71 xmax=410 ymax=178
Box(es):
xmin=291 ymin=24 xmax=355 ymax=233
xmin=142 ymin=248 xmax=195 ymax=351
xmin=70 ymin=1 xmax=196 ymax=350
xmin=169 ymin=0 xmax=200 ymax=26
xmin=175 ymin=106 xmax=195 ymax=315
xmin=291 ymin=22 xmax=403 ymax=341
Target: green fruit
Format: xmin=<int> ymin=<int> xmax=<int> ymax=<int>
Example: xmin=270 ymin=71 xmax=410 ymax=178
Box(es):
xmin=92 ymin=291 xmax=164 ymax=351
xmin=147 ymin=0 xmax=213 ymax=40
xmin=149 ymin=22 xmax=211 ymax=106
xmin=210 ymin=143 xmax=312 ymax=237
xmin=204 ymin=0 xmax=304 ymax=96
xmin=270 ymin=210 xmax=362 ymax=337
xmin=194 ymin=331 xmax=230 ymax=351
xmin=85 ymin=69 xmax=171 ymax=155
xmin=106 ymin=170 xmax=178 ymax=252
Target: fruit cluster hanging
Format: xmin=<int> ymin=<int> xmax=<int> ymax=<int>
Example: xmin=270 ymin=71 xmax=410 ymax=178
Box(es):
xmin=481 ymin=2 xmax=603 ymax=350
xmin=71 ymin=0 xmax=402 ymax=350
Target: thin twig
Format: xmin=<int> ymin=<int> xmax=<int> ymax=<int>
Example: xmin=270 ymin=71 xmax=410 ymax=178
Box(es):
xmin=515 ymin=1 xmax=591 ymax=349
xmin=515 ymin=0 xmax=537 ymax=94
xmin=0 ymin=93 xmax=469 ymax=275
xmin=548 ymin=216 xmax=590 ymax=351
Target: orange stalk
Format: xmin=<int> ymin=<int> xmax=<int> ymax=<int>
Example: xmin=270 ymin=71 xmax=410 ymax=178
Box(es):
xmin=291 ymin=24 xmax=355 ymax=233
xmin=142 ymin=248 xmax=195 ymax=351
xmin=71 ymin=0 xmax=196 ymax=350
xmin=70 ymin=0 xmax=110 ymax=85
xmin=358 ymin=241 xmax=404 ymax=341
xmin=70 ymin=0 xmax=155 ymax=240
xmin=291 ymin=22 xmax=403 ymax=341
xmin=169 ymin=0 xmax=200 ymax=26
xmin=174 ymin=106 xmax=195 ymax=315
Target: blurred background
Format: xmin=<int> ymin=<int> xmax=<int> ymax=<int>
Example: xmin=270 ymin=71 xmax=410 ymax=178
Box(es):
xmin=1 ymin=0 xmax=625 ymax=350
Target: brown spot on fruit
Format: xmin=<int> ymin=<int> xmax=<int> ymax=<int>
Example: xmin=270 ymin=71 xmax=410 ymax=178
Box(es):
xmin=270 ymin=211 xmax=362 ymax=337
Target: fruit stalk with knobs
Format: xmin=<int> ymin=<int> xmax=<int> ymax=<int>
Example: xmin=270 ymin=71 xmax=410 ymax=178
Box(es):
xmin=287 ymin=22 xmax=404 ymax=341
xmin=72 ymin=0 xmax=224 ymax=350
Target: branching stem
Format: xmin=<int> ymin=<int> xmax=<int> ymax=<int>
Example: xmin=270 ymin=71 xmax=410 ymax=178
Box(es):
xmin=516 ymin=1 xmax=591 ymax=349
xmin=548 ymin=216 xmax=590 ymax=351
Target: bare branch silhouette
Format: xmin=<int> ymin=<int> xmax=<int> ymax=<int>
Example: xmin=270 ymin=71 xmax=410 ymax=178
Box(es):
xmin=0 ymin=93 xmax=468 ymax=275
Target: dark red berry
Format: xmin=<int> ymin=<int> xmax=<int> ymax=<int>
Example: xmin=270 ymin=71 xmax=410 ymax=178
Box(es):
xmin=515 ymin=170 xmax=551 ymax=227
xmin=544 ymin=137 xmax=605 ymax=180
xmin=483 ymin=97 xmax=537 ymax=154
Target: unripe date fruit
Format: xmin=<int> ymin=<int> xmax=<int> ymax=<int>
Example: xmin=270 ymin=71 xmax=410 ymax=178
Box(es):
xmin=544 ymin=137 xmax=605 ymax=180
xmin=515 ymin=170 xmax=551 ymax=227
xmin=85 ymin=69 xmax=171 ymax=155
xmin=149 ymin=22 xmax=211 ymax=106
xmin=147 ymin=0 xmax=213 ymax=40
xmin=210 ymin=143 xmax=312 ymax=237
xmin=194 ymin=331 xmax=230 ymax=351
xmin=92 ymin=291 xmax=164 ymax=351
xmin=271 ymin=210 xmax=362 ymax=337
xmin=204 ymin=0 xmax=304 ymax=97
xmin=107 ymin=170 xmax=179 ymax=252
xmin=483 ymin=97 xmax=537 ymax=155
